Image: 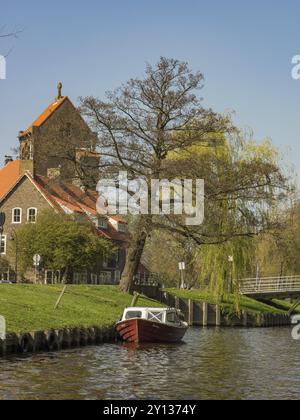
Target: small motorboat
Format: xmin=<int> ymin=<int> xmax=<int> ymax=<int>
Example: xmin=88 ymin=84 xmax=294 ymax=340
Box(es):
xmin=116 ymin=307 xmax=189 ymax=343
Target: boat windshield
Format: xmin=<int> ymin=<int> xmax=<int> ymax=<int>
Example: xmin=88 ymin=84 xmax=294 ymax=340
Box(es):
xmin=125 ymin=311 xmax=142 ymax=320
xmin=166 ymin=311 xmax=180 ymax=323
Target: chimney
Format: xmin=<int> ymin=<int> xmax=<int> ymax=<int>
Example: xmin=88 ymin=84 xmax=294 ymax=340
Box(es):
xmin=4 ymin=156 xmax=13 ymax=166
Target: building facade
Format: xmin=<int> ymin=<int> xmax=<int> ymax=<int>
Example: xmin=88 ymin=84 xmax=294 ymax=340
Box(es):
xmin=0 ymin=85 xmax=128 ymax=284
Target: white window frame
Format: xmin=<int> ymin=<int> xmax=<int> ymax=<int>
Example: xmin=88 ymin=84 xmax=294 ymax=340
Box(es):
xmin=118 ymin=223 xmax=127 ymax=233
xmin=12 ymin=208 xmax=22 ymax=224
xmin=27 ymin=208 xmax=37 ymax=223
xmin=0 ymin=235 xmax=7 ymax=255
xmin=147 ymin=310 xmax=165 ymax=323
xmin=97 ymin=218 xmax=108 ymax=229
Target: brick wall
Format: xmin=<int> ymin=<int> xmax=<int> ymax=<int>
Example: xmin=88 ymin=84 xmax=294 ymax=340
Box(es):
xmin=24 ymin=99 xmax=99 ymax=187
xmin=0 ymin=176 xmax=52 ymax=281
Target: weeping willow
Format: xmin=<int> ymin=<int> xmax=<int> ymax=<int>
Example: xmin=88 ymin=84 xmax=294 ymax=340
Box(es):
xmin=194 ymin=237 xmax=255 ymax=312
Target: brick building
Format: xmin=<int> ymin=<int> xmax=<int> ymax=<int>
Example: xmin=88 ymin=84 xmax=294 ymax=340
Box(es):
xmin=0 ymin=85 xmax=128 ymax=284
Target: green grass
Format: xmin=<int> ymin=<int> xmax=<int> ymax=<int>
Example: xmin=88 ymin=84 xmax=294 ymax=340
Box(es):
xmin=0 ymin=285 xmax=162 ymax=333
xmin=271 ymin=299 xmax=300 ymax=313
xmin=165 ymin=288 xmax=287 ymax=316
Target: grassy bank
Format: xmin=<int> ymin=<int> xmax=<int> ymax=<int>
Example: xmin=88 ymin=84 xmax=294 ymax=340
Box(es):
xmin=0 ymin=285 xmax=161 ymax=333
xmin=165 ymin=288 xmax=291 ymax=316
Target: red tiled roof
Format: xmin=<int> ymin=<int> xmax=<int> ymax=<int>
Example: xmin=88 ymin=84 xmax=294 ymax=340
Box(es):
xmin=19 ymin=97 xmax=68 ymax=137
xmin=110 ymin=215 xmax=128 ymax=224
xmin=33 ymin=175 xmax=129 ymax=243
xmin=0 ymin=160 xmax=22 ymax=200
xmin=0 ymin=160 xmax=129 ymax=243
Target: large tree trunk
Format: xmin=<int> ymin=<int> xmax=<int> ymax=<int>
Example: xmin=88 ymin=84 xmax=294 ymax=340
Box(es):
xmin=119 ymin=215 xmax=152 ymax=293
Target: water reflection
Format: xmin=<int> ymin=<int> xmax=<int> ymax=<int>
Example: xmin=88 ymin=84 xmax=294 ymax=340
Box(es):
xmin=0 ymin=328 xmax=299 ymax=400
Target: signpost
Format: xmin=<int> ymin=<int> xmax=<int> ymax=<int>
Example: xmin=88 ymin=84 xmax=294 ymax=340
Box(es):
xmin=33 ymin=254 xmax=41 ymax=284
xmin=33 ymin=254 xmax=41 ymax=267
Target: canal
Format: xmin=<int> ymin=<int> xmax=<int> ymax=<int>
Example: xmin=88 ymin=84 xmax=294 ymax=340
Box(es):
xmin=0 ymin=327 xmax=299 ymax=400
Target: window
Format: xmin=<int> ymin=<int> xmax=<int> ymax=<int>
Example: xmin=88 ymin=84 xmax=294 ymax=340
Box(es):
xmin=118 ymin=223 xmax=127 ymax=233
xmin=125 ymin=311 xmax=142 ymax=320
xmin=27 ymin=208 xmax=37 ymax=223
xmin=12 ymin=208 xmax=22 ymax=224
xmin=166 ymin=312 xmax=180 ymax=324
xmin=0 ymin=235 xmax=6 ymax=255
xmin=147 ymin=311 xmax=164 ymax=323
xmin=97 ymin=218 xmax=108 ymax=229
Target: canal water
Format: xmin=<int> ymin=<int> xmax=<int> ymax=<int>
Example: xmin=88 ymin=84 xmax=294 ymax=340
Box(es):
xmin=0 ymin=327 xmax=299 ymax=400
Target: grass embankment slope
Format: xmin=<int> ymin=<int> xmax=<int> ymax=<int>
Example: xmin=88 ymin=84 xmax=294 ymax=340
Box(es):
xmin=0 ymin=285 xmax=162 ymax=333
xmin=165 ymin=288 xmax=299 ymax=316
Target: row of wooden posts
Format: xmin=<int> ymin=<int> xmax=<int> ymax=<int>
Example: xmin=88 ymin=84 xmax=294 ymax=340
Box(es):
xmin=161 ymin=292 xmax=291 ymax=328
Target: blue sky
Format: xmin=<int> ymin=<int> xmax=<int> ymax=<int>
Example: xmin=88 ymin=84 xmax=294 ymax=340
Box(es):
xmin=1 ymin=0 xmax=300 ymax=177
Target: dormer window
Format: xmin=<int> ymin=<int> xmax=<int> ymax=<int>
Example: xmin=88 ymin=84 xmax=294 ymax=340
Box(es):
xmin=97 ymin=218 xmax=108 ymax=229
xmin=12 ymin=208 xmax=22 ymax=224
xmin=27 ymin=208 xmax=37 ymax=223
xmin=118 ymin=223 xmax=127 ymax=233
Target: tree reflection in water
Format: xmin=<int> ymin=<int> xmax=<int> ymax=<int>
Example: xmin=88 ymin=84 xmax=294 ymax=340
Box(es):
xmin=0 ymin=328 xmax=298 ymax=400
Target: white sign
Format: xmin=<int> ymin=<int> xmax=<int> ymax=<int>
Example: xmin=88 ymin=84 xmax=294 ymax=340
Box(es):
xmin=33 ymin=254 xmax=41 ymax=266
xmin=179 ymin=262 xmax=185 ymax=271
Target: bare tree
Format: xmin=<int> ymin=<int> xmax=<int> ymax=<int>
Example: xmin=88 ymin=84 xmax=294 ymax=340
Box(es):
xmin=0 ymin=25 xmax=22 ymax=39
xmin=80 ymin=57 xmax=288 ymax=293
xmin=0 ymin=25 xmax=22 ymax=59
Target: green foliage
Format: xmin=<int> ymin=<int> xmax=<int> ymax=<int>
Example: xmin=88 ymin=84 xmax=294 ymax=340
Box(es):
xmin=254 ymin=201 xmax=300 ymax=276
xmin=194 ymin=237 xmax=255 ymax=311
xmin=15 ymin=210 xmax=112 ymax=277
xmin=147 ymin=134 xmax=290 ymax=308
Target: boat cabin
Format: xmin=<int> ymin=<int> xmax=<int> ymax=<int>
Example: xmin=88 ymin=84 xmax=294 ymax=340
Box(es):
xmin=121 ymin=307 xmax=182 ymax=326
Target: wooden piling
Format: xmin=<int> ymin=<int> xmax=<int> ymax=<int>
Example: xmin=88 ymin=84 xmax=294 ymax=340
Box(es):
xmin=216 ymin=305 xmax=221 ymax=327
xmin=203 ymin=302 xmax=208 ymax=327
xmin=188 ymin=299 xmax=194 ymax=326
xmin=243 ymin=311 xmax=248 ymax=327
